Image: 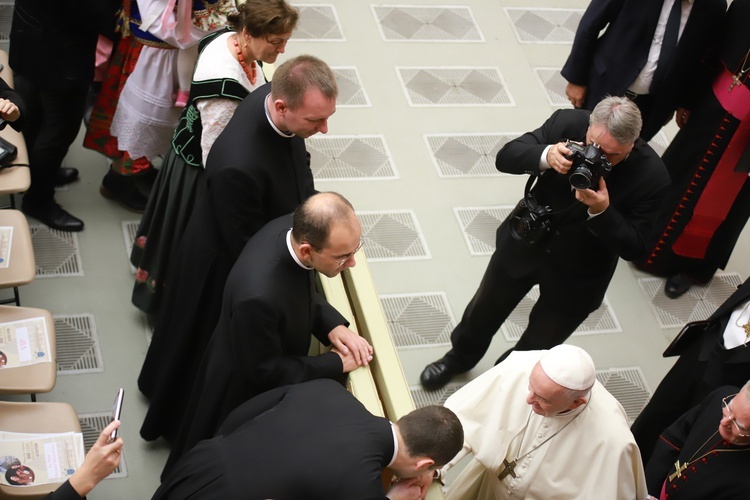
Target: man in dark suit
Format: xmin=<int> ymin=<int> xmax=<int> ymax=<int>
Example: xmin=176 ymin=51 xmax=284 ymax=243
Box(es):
xmin=632 ymin=278 xmax=750 ymax=462
xmin=154 ymin=379 xmax=464 ymax=500
xmin=561 ymin=0 xmax=726 ymax=141
xmin=421 ymin=96 xmax=670 ymax=390
xmin=161 ymin=192 xmax=373 ymax=479
xmin=644 ymin=384 xmax=750 ymax=499
xmin=9 ymin=0 xmax=119 ymax=231
xmin=139 ymin=55 xmax=338 ymax=444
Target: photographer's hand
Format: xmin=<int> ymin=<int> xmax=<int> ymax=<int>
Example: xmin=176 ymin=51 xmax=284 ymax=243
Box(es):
xmin=575 ymin=176 xmax=609 ymax=215
xmin=546 ymin=142 xmax=575 ymax=175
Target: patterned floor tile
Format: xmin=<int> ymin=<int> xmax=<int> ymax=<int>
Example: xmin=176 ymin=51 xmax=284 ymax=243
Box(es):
xmin=637 ymin=272 xmax=743 ymax=328
xmin=332 ymin=67 xmax=371 ymax=107
xmin=396 ymin=67 xmax=513 ymax=106
xmin=505 ymin=8 xmax=583 ymax=43
xmin=30 ymin=225 xmax=83 ymax=278
xmin=307 ymin=135 xmax=397 ymax=180
xmin=596 ymin=367 xmax=651 ymax=424
xmin=535 ymin=67 xmax=569 ymax=107
xmin=501 ymin=287 xmax=621 ymax=341
xmin=122 ymin=221 xmax=139 ymax=274
xmin=648 ymin=130 xmax=671 ymax=157
xmin=410 ymin=382 xmax=466 ymax=408
xmin=380 ymin=292 xmax=455 ymax=348
xmin=371 ymin=5 xmax=483 ymax=42
xmin=357 ymin=210 xmax=431 ymax=261
xmin=55 ymin=314 xmax=104 ymax=375
xmin=453 ymin=206 xmax=514 ymax=255
xmin=78 ymin=412 xmax=127 ymax=478
xmin=295 ymin=4 xmax=345 ymax=40
xmin=425 ymin=133 xmax=518 ymax=177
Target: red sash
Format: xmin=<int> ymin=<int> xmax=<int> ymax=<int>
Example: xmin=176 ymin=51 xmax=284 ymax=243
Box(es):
xmin=671 ymin=67 xmax=750 ymax=259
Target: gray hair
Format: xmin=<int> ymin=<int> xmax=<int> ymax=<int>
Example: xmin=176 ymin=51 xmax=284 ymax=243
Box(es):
xmin=589 ymin=95 xmax=642 ymax=145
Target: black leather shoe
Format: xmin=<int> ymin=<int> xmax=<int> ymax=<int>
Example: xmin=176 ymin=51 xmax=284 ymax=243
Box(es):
xmin=100 ymin=170 xmax=147 ymax=213
xmin=665 ymin=274 xmax=692 ymax=299
xmin=22 ymin=201 xmax=84 ymax=232
xmin=420 ymin=357 xmax=463 ymax=391
xmin=55 ymin=167 xmax=79 ymax=186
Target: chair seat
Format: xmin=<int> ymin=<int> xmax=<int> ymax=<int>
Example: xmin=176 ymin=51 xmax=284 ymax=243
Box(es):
xmin=0 ymin=210 xmax=36 ymax=288
xmin=0 ymin=305 xmax=56 ymax=394
xmin=0 ymin=401 xmax=81 ymax=498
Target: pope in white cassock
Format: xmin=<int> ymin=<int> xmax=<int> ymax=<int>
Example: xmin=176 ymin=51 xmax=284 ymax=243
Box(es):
xmin=440 ymin=345 xmax=649 ymax=499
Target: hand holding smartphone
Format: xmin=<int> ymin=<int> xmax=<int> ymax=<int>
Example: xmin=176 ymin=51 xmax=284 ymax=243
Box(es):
xmin=109 ymin=388 xmax=124 ymax=443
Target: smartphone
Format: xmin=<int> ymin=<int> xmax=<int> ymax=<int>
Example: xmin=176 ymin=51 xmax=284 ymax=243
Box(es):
xmin=109 ymin=388 xmax=125 ymax=443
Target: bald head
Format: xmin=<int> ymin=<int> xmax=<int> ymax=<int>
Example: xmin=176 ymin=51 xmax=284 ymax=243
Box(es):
xmin=292 ymin=192 xmax=356 ymax=249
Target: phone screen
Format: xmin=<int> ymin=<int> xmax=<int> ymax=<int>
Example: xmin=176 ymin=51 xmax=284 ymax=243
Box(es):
xmin=109 ymin=388 xmax=124 ymax=443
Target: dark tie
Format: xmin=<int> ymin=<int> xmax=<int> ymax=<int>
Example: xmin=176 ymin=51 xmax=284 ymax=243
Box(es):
xmin=650 ymin=0 xmax=682 ymax=93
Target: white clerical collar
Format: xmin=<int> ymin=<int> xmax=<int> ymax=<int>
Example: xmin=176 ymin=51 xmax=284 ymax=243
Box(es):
xmin=286 ymin=229 xmax=312 ymax=270
xmin=265 ymin=93 xmax=295 ymax=138
xmin=388 ymin=422 xmax=398 ymax=467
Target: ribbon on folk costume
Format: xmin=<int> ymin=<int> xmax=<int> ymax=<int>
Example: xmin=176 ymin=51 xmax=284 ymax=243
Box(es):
xmin=671 ymin=66 xmax=750 ymax=259
xmin=160 ymin=0 xmax=193 ymax=44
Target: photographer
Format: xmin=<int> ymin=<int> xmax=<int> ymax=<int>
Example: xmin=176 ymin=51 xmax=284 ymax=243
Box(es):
xmin=421 ymin=96 xmax=670 ymax=391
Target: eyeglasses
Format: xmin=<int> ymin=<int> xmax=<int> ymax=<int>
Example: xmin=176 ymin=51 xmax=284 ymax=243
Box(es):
xmin=722 ymin=394 xmax=750 ymax=437
xmin=315 ymin=238 xmax=364 ymax=268
xmin=266 ymin=36 xmax=291 ymax=47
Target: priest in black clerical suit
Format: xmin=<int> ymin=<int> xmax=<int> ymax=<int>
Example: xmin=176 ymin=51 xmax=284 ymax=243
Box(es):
xmin=139 ymin=55 xmax=338 ymax=445
xmin=645 ymin=385 xmax=750 ymax=499
xmin=161 ymin=193 xmax=373 ymax=479
xmin=154 ymin=379 xmax=464 ymax=500
xmin=632 ymin=278 xmax=750 ymax=461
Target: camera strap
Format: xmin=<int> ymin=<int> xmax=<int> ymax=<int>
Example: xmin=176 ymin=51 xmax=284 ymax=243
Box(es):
xmin=524 ymin=175 xmax=581 ymax=217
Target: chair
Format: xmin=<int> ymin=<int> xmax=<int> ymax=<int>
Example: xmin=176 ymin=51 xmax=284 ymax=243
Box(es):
xmin=0 ymin=209 xmax=36 ymax=306
xmin=0 ymin=305 xmax=57 ymax=401
xmin=0 ymin=50 xmax=31 ymax=210
xmin=0 ymin=401 xmax=81 ymax=499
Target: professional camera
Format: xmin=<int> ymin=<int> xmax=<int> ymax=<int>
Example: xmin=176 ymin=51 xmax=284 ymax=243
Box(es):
xmin=565 ymin=141 xmax=612 ymax=190
xmin=509 ymin=193 xmax=553 ymax=245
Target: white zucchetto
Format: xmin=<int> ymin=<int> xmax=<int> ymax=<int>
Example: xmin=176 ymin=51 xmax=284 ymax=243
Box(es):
xmin=539 ymin=344 xmax=596 ymax=390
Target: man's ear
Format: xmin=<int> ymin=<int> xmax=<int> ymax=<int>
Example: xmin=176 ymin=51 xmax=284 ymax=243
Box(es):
xmin=414 ymin=458 xmax=435 ymax=473
xmin=274 ymin=98 xmax=288 ymax=115
xmin=298 ymin=242 xmax=314 ymax=262
xmin=568 ymin=396 xmax=587 ymax=410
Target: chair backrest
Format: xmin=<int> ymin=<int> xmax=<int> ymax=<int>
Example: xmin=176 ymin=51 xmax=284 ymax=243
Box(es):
xmin=0 ymin=305 xmax=56 ymax=394
xmin=0 ymin=401 xmax=81 ymax=498
xmin=0 ymin=210 xmax=35 ymax=289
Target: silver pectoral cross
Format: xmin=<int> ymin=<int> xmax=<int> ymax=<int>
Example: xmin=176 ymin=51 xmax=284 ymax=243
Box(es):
xmin=729 ymin=75 xmax=742 ymax=92
xmin=668 ymin=460 xmax=687 ymax=482
xmin=497 ymin=459 xmax=517 ymax=480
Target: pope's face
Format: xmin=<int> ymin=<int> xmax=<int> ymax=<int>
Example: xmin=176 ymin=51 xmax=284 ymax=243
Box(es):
xmin=526 ymin=363 xmax=578 ymax=416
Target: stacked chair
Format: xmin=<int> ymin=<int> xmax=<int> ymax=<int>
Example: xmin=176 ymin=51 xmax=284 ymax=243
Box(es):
xmin=0 ymin=49 xmax=82 ymax=499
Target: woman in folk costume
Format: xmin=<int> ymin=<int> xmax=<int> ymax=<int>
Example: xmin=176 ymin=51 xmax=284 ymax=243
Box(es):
xmin=130 ymin=0 xmax=298 ymax=314
xmin=83 ymin=0 xmax=232 ymax=211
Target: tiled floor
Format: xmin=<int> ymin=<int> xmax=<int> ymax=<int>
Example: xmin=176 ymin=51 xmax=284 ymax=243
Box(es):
xmin=2 ymin=1 xmax=750 ymax=498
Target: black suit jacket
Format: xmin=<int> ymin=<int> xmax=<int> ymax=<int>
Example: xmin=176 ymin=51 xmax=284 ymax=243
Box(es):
xmin=698 ymin=279 xmax=750 ymax=365
xmin=495 ymin=108 xmax=669 ymax=312
xmin=154 ymin=380 xmax=394 ymax=500
xmin=163 ymin=214 xmax=347 ymax=478
xmin=561 ymin=0 xmax=726 ymax=139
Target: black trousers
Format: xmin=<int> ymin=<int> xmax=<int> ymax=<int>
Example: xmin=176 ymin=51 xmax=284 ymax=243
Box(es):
xmin=631 ymin=334 xmax=750 ymax=463
xmin=13 ymin=75 xmax=88 ymax=205
xmin=445 ymin=248 xmax=591 ymax=370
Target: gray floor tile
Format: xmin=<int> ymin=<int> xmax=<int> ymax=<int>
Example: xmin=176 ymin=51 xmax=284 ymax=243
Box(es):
xmin=308 ymin=135 xmax=397 ymax=180
xmin=381 ymin=292 xmax=455 ymax=348
xmin=31 ymin=225 xmax=84 ymax=278
xmin=505 ymin=8 xmax=583 ymax=43
xmin=295 ymin=4 xmax=345 ymax=40
xmin=396 ymin=67 xmax=514 ymax=106
xmin=372 ymin=5 xmax=483 ymax=42
xmin=55 ymin=314 xmax=104 ymax=375
xmin=358 ymin=210 xmax=431 ymax=261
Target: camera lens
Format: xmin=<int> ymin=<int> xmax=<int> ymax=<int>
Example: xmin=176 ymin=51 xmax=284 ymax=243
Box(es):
xmin=569 ymin=166 xmax=593 ymax=190
xmin=510 ymin=215 xmax=529 ymax=241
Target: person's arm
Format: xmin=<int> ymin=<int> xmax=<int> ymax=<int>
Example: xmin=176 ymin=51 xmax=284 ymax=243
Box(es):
xmin=228 ymin=298 xmax=344 ymax=391
xmin=46 ymin=421 xmax=123 ymax=499
xmin=584 ymin=147 xmax=670 ymax=261
xmin=560 ymin=0 xmax=623 ymax=86
xmin=196 ymin=98 xmax=242 ymax=165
